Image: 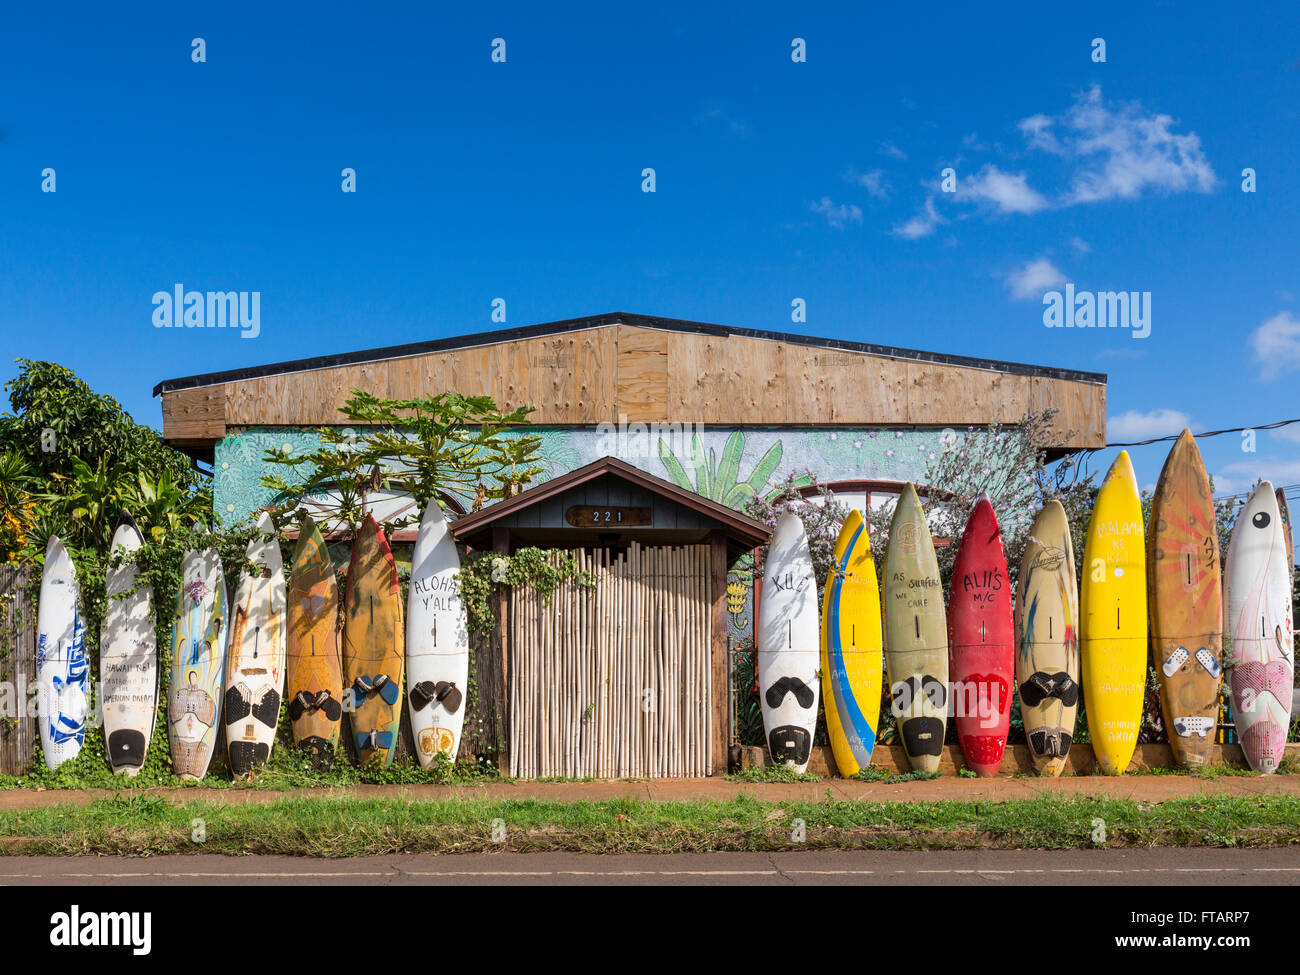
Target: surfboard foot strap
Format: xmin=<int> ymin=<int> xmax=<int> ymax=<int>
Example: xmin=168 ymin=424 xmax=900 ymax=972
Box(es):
xmin=1162 ymin=646 xmax=1189 ymax=677
xmin=1018 ymin=671 xmax=1078 ymax=708
xmin=228 ymin=740 xmax=270 ymax=775
xmin=901 ymin=716 xmax=945 ymax=757
xmin=289 ymin=690 xmax=342 ymax=722
xmin=108 ymin=729 xmax=147 ymax=770
xmin=767 ymin=725 xmax=811 ymax=765
xmin=171 ymin=739 xmax=210 ymax=777
xmin=355 ymin=729 xmax=395 ymax=753
xmin=764 ymin=677 xmax=815 ymax=710
xmin=353 ymin=674 xmax=400 ymax=706
xmin=411 ymin=681 xmax=463 ymax=714
xmin=299 ymin=735 xmax=336 ymax=769
xmin=1028 ymin=729 xmax=1072 ymax=758
xmin=1173 ymin=715 xmax=1213 ymax=738
xmin=1195 ymin=647 xmax=1222 ymax=679
xmin=251 ymin=690 xmax=280 ymax=729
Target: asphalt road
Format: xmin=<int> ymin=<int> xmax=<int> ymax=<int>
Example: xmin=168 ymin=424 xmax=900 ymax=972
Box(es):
xmin=3 ymin=848 xmax=1299 ymax=885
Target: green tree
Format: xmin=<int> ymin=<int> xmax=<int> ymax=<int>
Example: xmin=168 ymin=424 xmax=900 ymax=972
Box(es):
xmin=2 ymin=359 xmax=211 ymax=556
xmin=259 ymin=390 xmax=545 ymax=528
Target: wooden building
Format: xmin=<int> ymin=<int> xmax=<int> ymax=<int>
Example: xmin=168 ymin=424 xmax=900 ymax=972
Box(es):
xmin=154 ymin=312 xmax=1106 ymax=777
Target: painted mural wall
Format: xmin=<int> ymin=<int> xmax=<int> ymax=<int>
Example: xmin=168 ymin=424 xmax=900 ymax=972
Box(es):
xmin=214 ymin=424 xmax=961 ymax=646
xmin=213 ymin=424 xmax=954 ymax=526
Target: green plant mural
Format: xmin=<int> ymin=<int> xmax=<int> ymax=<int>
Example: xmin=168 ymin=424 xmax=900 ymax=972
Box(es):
xmin=657 ymin=431 xmax=811 ymax=507
xmin=216 ymin=425 xmax=950 ymax=527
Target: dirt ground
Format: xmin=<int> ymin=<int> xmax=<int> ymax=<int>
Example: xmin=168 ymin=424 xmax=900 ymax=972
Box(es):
xmin=1 ymin=772 xmax=1298 ymax=810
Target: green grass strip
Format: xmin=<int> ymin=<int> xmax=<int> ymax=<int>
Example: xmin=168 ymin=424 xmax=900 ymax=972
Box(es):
xmin=2 ymin=794 xmax=1298 ymax=856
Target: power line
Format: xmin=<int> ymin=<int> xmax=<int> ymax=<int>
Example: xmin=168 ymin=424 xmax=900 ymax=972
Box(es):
xmin=1101 ymin=416 xmax=1300 ymax=449
xmin=1213 ymin=483 xmax=1300 ymax=503
xmin=1057 ymin=416 xmax=1300 ymax=492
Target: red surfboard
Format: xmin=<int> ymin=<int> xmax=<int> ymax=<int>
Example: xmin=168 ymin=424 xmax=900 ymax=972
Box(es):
xmin=948 ymin=496 xmax=1014 ymax=776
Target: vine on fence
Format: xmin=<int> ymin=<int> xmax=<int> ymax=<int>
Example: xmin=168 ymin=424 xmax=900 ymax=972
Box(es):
xmin=457 ymin=547 xmax=595 ymax=634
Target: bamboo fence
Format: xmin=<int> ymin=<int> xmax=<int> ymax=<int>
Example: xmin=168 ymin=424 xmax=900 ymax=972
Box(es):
xmin=508 ymin=542 xmax=712 ymax=778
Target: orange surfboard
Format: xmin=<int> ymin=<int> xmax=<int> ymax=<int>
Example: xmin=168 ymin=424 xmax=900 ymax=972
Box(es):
xmin=343 ymin=515 xmax=404 ymax=766
xmin=1147 ymin=430 xmax=1222 ymax=768
xmin=287 ymin=516 xmax=342 ymax=762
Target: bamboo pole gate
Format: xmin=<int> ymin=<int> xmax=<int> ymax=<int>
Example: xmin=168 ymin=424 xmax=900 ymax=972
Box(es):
xmin=507 ymin=542 xmax=712 ymax=779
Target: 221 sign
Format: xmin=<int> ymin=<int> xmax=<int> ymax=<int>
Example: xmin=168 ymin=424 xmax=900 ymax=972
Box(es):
xmin=565 ymin=506 xmax=652 ymax=527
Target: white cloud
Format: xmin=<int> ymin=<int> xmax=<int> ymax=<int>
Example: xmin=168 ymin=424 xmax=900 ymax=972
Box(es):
xmin=847 ymin=168 xmax=890 ymax=200
xmin=1022 ymin=86 xmax=1218 ymax=204
xmin=1005 ymin=257 xmax=1066 ymax=300
xmin=879 ymin=140 xmax=907 ymax=160
xmin=1250 ymin=310 xmax=1300 ymax=381
xmin=954 ymin=164 xmax=1049 ymax=214
xmin=1107 ymin=408 xmax=1192 ymax=442
xmin=1018 ymin=114 xmax=1064 ymax=154
xmin=891 ymin=196 xmax=943 ymax=239
xmin=1213 ymin=459 xmax=1300 ymax=497
xmin=1069 ymin=236 xmax=1091 ymax=254
xmin=1271 ymin=424 xmax=1300 ymax=444
xmin=810 ymin=196 xmax=862 ymax=228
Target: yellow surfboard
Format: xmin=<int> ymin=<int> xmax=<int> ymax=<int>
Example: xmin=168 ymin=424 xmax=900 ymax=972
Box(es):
xmin=820 ymin=510 xmax=883 ymax=777
xmin=1081 ymin=451 xmax=1148 ymax=775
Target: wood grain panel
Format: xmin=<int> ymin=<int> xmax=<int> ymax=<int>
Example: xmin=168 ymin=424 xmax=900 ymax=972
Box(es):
xmin=615 ymin=326 xmax=669 ymax=421
xmin=161 ymin=384 xmax=226 ymax=441
xmin=163 ymin=322 xmax=1106 ymax=449
xmin=668 ymin=333 xmax=784 ymax=422
xmin=0 ymin=567 xmax=36 ymax=775
xmin=1032 ymin=375 xmax=1106 ymax=448
xmin=782 ymin=347 xmax=910 ymax=424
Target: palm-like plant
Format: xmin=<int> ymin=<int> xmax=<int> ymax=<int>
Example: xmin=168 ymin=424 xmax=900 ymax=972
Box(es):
xmin=125 ymin=469 xmax=210 ymax=541
xmin=658 ymin=431 xmax=809 ymax=509
xmin=0 ymin=451 xmax=36 ymax=563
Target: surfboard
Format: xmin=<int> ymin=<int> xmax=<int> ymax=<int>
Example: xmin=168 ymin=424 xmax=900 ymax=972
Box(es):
xmin=948 ymin=496 xmax=1013 ymax=777
xmin=1015 ymin=500 xmax=1079 ymax=777
xmin=1277 ymin=487 xmax=1294 ymax=570
xmin=820 ymin=509 xmax=882 ymax=777
xmin=36 ymin=536 xmax=88 ymax=770
xmin=1081 ymin=451 xmax=1147 ymax=775
xmin=286 ymin=516 xmax=342 ymax=763
xmin=758 ymin=512 xmax=820 ymax=772
xmin=1224 ymin=481 xmax=1293 ymax=774
xmin=224 ymin=512 xmax=286 ymax=777
xmin=883 ymin=483 xmax=948 ymax=774
xmin=344 ymin=514 xmax=404 ymax=766
xmin=1148 ymin=430 xmax=1222 ymax=768
xmin=100 ymin=512 xmax=158 ymax=776
xmin=168 ymin=542 xmax=227 ymax=781
xmin=407 ymin=500 xmax=470 ymax=768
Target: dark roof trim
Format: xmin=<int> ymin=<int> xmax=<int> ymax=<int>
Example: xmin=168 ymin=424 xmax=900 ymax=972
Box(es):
xmin=450 ymin=455 xmax=772 ymax=549
xmin=153 ymin=312 xmax=1107 ymax=396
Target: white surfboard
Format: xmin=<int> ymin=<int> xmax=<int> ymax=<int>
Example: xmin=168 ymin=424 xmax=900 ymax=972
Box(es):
xmin=100 ymin=513 xmax=158 ymax=776
xmin=1224 ymin=482 xmax=1294 ymax=774
xmin=406 ymin=500 xmax=470 ymax=767
xmin=758 ymin=512 xmax=821 ymax=772
xmin=36 ymin=536 xmax=88 ymax=770
xmin=224 ymin=512 xmax=286 ymax=777
xmin=168 ymin=542 xmax=228 ymax=780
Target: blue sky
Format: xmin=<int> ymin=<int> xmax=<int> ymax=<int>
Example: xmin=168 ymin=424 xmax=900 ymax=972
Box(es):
xmin=2 ymin=1 xmax=1297 ymax=531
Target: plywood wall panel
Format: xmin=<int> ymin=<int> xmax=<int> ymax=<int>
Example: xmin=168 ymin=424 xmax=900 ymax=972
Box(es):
xmin=667 ymin=333 xmax=784 ymax=422
xmin=907 ymin=363 xmax=1033 ymax=426
xmin=162 ymin=322 xmax=1107 ymax=448
xmin=161 ymin=384 xmax=227 ymax=440
xmin=782 ymin=347 xmax=909 ymax=424
xmin=1032 ymin=375 xmax=1106 ymax=448
xmin=615 ymin=326 xmax=669 ymax=421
